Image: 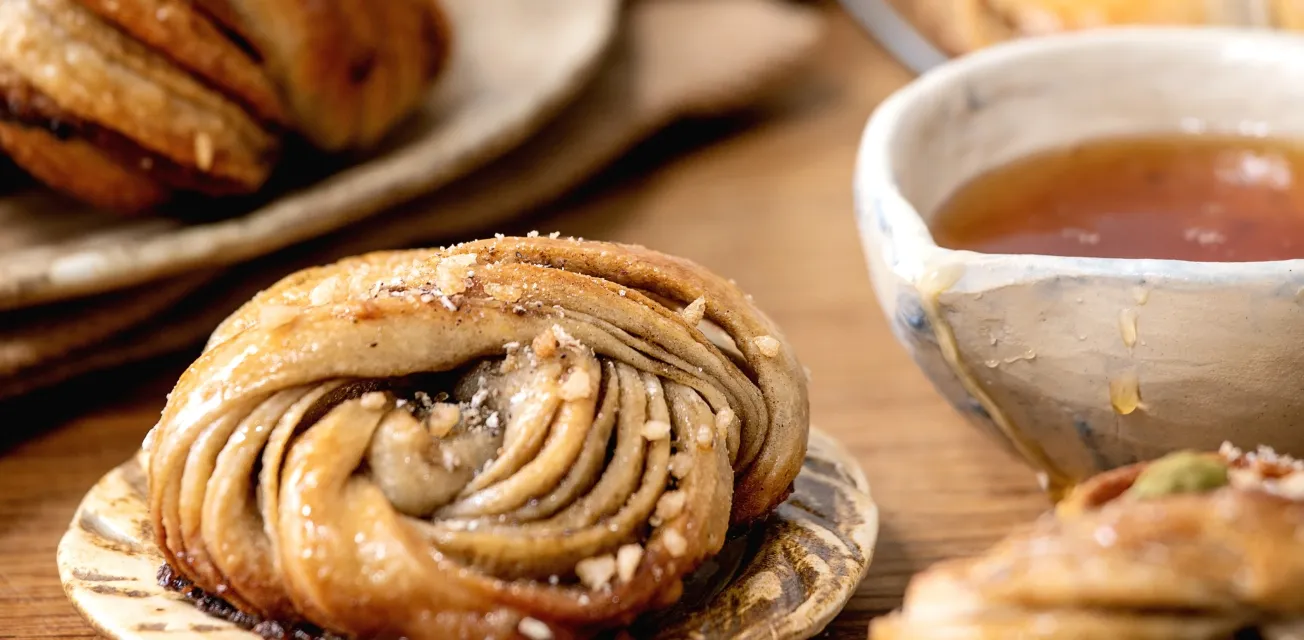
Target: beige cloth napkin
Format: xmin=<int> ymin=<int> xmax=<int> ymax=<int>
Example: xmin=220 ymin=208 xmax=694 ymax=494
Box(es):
xmin=0 ymin=0 xmax=823 ymax=400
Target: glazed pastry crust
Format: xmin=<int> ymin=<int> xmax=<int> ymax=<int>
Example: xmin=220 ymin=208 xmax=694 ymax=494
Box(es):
xmin=872 ymin=446 xmax=1304 ymax=639
xmin=0 ymin=0 xmax=278 ymax=188
xmin=74 ymin=0 xmax=288 ymax=125
xmin=0 ymin=0 xmax=450 ymax=212
xmin=147 ymin=238 xmax=809 ymax=639
xmin=209 ymin=0 xmax=453 ymax=150
xmin=0 ymin=62 xmax=170 ymax=212
xmin=0 ymin=122 xmax=169 ymax=213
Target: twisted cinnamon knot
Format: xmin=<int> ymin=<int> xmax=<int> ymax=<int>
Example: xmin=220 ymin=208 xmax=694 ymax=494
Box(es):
xmin=0 ymin=0 xmax=449 ymax=213
xmin=873 ymin=445 xmax=1304 ymax=640
xmin=146 ymin=237 xmax=809 ymax=639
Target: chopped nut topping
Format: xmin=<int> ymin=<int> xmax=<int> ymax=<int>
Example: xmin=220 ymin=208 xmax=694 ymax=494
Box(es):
xmin=616 ymin=544 xmax=643 ymax=583
xmin=695 ymin=425 xmax=713 ymax=448
xmin=414 ymin=391 xmax=436 ymax=411
xmin=194 ymin=132 xmax=214 ymax=171
xmin=1268 ymin=473 xmax=1304 ymax=500
xmin=435 ymin=254 xmax=478 ymax=295
xmin=642 ymin=420 xmax=671 ymax=441
xmin=576 ymin=554 xmax=616 ymax=591
xmin=441 ymin=448 xmax=460 ymax=471
xmin=714 ymin=408 xmax=736 ymax=440
xmin=359 ymin=392 xmax=388 ymax=411
xmin=470 ymin=386 xmax=489 ymax=409
xmin=655 ymin=491 xmax=686 ymax=521
xmin=1222 ymin=442 xmax=1304 ymax=499
xmin=552 ymin=325 xmax=582 ymax=350
xmin=485 ymin=282 xmax=523 ymax=303
xmin=1221 ymin=442 xmax=1304 ymax=471
xmin=753 ymin=335 xmax=781 ymax=357
xmin=517 ymin=618 xmax=553 ymax=640
xmin=425 ymin=403 xmax=460 ymax=438
xmin=662 ymin=529 xmax=688 ymax=557
xmin=258 ymin=304 xmax=298 ymax=329
xmin=669 ymin=452 xmax=694 ymax=479
xmin=309 ymin=276 xmax=341 ymax=306
xmin=559 ymin=369 xmax=592 ymax=401
xmin=533 ymin=328 xmax=558 ymax=358
xmin=680 ymin=297 xmax=706 ymax=327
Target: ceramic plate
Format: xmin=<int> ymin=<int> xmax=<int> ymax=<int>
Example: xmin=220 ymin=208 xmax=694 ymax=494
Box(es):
xmin=0 ymin=0 xmax=618 ymax=311
xmin=58 ymin=428 xmax=877 ymax=640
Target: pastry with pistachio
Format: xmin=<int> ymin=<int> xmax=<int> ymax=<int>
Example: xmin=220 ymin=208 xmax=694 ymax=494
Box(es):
xmin=873 ymin=444 xmax=1304 ymax=640
xmin=140 ymin=236 xmax=810 ymax=639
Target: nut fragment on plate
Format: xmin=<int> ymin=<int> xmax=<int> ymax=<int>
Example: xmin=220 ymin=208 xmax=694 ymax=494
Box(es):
xmin=0 ymin=0 xmax=451 ymax=214
xmin=872 ymin=443 xmax=1304 ymax=639
xmin=133 ymin=237 xmax=811 ymax=638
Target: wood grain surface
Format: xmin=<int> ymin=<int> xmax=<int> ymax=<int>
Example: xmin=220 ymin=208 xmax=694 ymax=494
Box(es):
xmin=0 ymin=5 xmax=1051 ymax=638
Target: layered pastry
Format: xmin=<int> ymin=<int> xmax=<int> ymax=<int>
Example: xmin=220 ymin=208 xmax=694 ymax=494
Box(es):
xmin=872 ymin=444 xmax=1304 ymax=639
xmin=0 ymin=0 xmax=450 ymax=213
xmin=891 ymin=0 xmax=1304 ymax=57
xmin=144 ymin=236 xmax=810 ymax=639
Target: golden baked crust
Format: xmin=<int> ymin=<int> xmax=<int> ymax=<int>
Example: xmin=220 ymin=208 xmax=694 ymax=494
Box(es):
xmin=872 ymin=445 xmax=1304 ymax=639
xmin=0 ymin=0 xmax=450 ymax=213
xmin=0 ymin=122 xmax=169 ymax=213
xmin=75 ymin=0 xmax=288 ymax=125
xmin=213 ymin=0 xmax=453 ymax=150
xmin=146 ymin=237 xmax=810 ymax=639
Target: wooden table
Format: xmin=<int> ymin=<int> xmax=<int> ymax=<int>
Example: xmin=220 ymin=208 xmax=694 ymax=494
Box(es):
xmin=0 ymin=5 xmax=1052 ymax=638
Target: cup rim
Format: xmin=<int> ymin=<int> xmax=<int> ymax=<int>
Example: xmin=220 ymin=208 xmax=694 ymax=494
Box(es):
xmin=855 ymin=26 xmax=1304 ymax=290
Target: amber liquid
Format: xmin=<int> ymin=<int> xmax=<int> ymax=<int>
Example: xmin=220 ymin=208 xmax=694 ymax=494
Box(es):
xmin=930 ymin=135 xmax=1304 ymax=262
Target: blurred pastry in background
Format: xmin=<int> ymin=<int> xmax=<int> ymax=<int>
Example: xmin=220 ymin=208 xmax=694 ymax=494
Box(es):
xmin=872 ymin=445 xmax=1304 ymax=639
xmin=889 ymin=0 xmax=1304 ymax=57
xmin=0 ymin=0 xmax=450 ymax=214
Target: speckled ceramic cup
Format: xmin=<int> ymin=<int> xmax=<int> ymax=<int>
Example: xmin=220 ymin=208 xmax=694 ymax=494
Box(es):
xmin=855 ymin=27 xmax=1304 ymax=492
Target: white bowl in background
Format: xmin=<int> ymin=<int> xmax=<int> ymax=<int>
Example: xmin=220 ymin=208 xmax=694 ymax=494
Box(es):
xmin=855 ymin=27 xmax=1304 ymax=491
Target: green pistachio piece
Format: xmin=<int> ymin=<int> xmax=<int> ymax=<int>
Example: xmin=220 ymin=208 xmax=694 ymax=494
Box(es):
xmin=1126 ymin=450 xmax=1229 ymax=500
